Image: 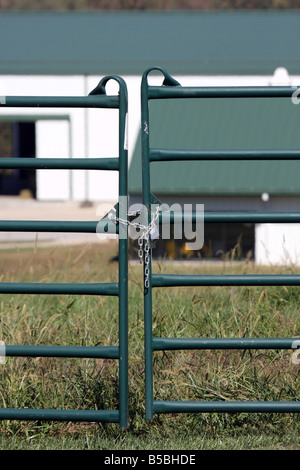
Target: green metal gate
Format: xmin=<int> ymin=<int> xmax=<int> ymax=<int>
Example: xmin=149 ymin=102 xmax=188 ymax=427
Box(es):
xmin=141 ymin=66 xmax=300 ymax=420
xmin=0 ymin=75 xmax=128 ymax=429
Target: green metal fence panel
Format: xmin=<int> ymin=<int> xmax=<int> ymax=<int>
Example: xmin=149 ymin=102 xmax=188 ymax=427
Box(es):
xmin=0 ymin=75 xmax=128 ymax=429
xmin=141 ymin=66 xmax=300 ymax=420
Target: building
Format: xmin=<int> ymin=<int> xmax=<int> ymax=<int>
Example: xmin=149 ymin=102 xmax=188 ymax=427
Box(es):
xmin=0 ymin=10 xmax=300 ymax=263
xmin=129 ymin=82 xmax=300 ymax=264
xmin=126 ymin=12 xmax=300 ymax=265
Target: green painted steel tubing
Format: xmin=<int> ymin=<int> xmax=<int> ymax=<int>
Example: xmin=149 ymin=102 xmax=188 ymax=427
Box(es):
xmin=1 ymin=95 xmax=119 ymax=108
xmin=6 ymin=345 xmax=119 ymax=358
xmin=204 ymin=212 xmax=300 ymax=223
xmin=93 ymin=74 xmax=130 ymax=428
xmin=116 ymin=76 xmax=129 ymax=430
xmin=150 ymin=148 xmax=300 ymax=162
xmin=0 ymin=408 xmax=119 ymax=422
xmin=152 ymin=337 xmax=299 ymax=351
xmin=6 ymin=214 xmax=300 ymax=233
xmin=0 ymin=157 xmax=119 ymax=170
xmin=142 ymin=67 xmax=300 ymax=422
xmin=153 ymin=401 xmax=300 ymax=414
xmin=0 ymin=75 xmax=128 ymax=429
xmin=152 ymin=274 xmax=300 ymax=288
xmin=0 ymin=282 xmax=118 ymax=296
xmin=148 ymin=86 xmax=298 ymax=100
xmin=141 ymin=69 xmax=154 ymax=421
xmin=0 ymin=220 xmax=117 ymax=234
xmin=159 ymin=212 xmax=300 ymax=224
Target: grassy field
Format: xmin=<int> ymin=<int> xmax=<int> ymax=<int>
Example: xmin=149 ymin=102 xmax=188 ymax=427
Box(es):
xmin=0 ymin=240 xmax=299 ymax=450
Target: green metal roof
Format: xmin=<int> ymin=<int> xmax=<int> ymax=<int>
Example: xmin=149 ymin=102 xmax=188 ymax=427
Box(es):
xmin=0 ymin=10 xmax=300 ymax=75
xmin=129 ymin=96 xmax=300 ymax=196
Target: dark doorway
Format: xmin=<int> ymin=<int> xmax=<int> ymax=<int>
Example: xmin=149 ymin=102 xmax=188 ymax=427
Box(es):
xmin=0 ymin=121 xmax=36 ymax=198
xmin=149 ymin=222 xmax=255 ymax=261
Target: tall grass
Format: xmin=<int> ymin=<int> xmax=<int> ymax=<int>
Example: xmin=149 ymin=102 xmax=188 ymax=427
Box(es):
xmin=0 ymin=241 xmax=299 ymax=449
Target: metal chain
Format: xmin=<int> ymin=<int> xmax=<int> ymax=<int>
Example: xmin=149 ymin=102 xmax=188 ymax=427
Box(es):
xmin=111 ymin=205 xmax=160 ymax=288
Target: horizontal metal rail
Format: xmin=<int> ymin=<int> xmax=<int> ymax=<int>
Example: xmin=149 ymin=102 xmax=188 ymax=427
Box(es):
xmin=152 ymin=274 xmax=300 ymax=288
xmin=4 ymin=214 xmax=299 ymax=233
xmin=148 ymin=86 xmax=298 ymax=100
xmin=0 ymin=220 xmax=117 ymax=234
xmin=153 ymin=401 xmax=300 ymax=414
xmin=6 ymin=345 xmax=119 ymax=359
xmin=0 ymin=95 xmax=119 ymax=109
xmin=0 ymin=408 xmax=119 ymax=422
xmin=152 ymin=337 xmax=299 ymax=351
xmin=159 ymin=211 xmax=300 ymax=224
xmin=150 ymin=148 xmax=300 ymax=162
xmin=0 ymin=282 xmax=119 ymax=296
xmin=0 ymin=157 xmax=119 ymax=170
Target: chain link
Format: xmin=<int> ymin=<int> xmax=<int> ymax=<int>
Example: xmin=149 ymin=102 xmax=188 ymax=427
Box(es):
xmin=111 ymin=205 xmax=160 ymax=288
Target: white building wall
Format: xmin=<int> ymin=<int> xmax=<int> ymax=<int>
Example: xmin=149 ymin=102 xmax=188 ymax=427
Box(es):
xmin=255 ymin=223 xmax=300 ymax=265
xmin=36 ymin=120 xmax=71 ymax=200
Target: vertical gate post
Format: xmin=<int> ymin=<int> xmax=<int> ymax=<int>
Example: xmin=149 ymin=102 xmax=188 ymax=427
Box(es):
xmin=116 ymin=76 xmax=129 ymax=429
xmin=141 ymin=68 xmax=153 ymax=420
xmin=141 ymin=67 xmax=180 ymax=420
